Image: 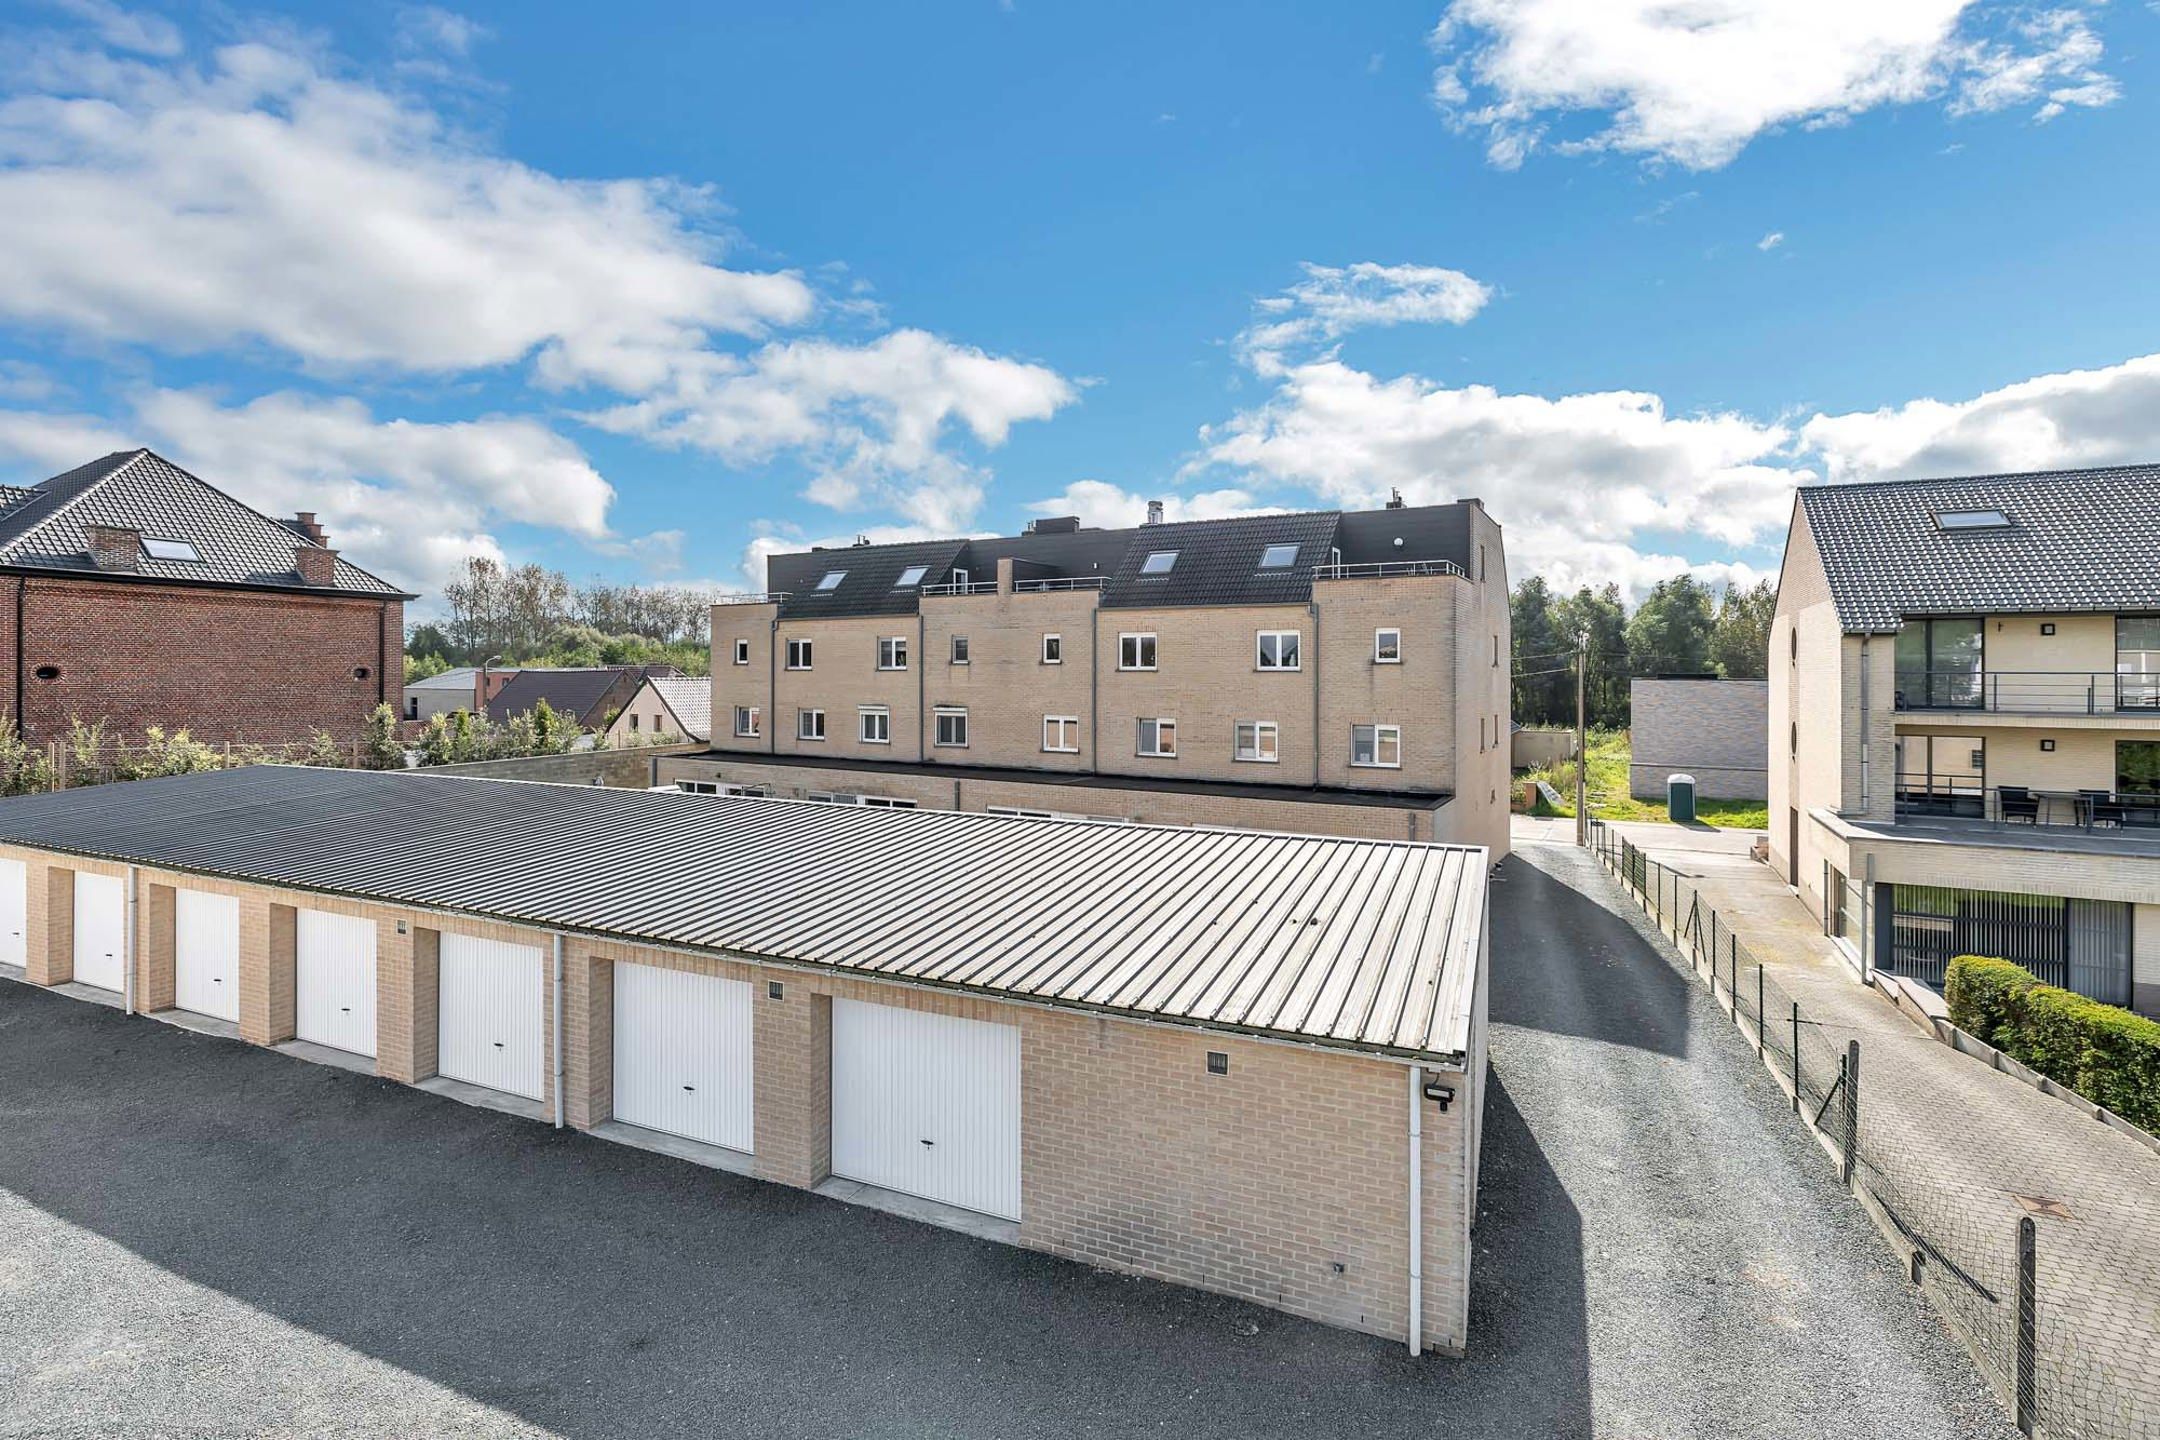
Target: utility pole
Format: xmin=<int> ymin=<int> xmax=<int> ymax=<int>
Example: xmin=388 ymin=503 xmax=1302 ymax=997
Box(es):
xmin=1574 ymin=629 xmax=1589 ymax=847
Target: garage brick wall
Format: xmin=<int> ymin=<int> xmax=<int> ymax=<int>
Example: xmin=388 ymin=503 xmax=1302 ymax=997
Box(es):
xmin=2 ymin=846 xmax=1477 ymax=1354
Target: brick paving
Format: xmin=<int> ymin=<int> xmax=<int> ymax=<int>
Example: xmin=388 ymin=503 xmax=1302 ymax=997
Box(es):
xmin=1601 ymin=822 xmax=2160 ymax=1439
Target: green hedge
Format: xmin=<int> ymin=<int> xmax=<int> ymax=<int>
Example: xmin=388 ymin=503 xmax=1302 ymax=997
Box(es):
xmin=1945 ymin=954 xmax=2160 ymax=1132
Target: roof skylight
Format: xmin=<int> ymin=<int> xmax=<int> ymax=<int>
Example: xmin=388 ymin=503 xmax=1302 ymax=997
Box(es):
xmin=1140 ymin=550 xmax=1178 ymax=575
xmin=894 ymin=565 xmax=929 ymax=587
xmin=816 ymin=570 xmax=847 ymax=590
xmin=140 ymin=537 xmax=202 ymax=562
xmin=1935 ymin=509 xmax=2011 ymax=531
xmin=1258 ymin=543 xmax=1299 ymax=570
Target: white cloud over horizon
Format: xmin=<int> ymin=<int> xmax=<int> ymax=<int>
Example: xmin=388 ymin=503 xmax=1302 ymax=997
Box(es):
xmin=1238 ymin=261 xmax=1494 ymax=374
xmin=1429 ymin=1 xmax=2120 ymax=171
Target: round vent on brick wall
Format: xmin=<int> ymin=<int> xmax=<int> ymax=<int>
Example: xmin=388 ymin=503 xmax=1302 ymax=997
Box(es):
xmin=353 ymin=665 xmax=372 ymax=680
xmin=31 ymin=664 xmax=59 ymax=681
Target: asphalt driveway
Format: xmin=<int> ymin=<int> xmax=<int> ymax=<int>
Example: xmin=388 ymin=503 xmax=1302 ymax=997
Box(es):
xmin=0 ymin=841 xmax=2010 ymax=1439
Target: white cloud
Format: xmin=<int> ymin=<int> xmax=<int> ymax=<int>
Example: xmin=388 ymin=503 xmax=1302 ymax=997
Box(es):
xmin=1430 ymin=1 xmax=2119 ymax=171
xmin=1025 ymin=479 xmax=1279 ymax=531
xmin=44 ymin=0 xmax=181 ymax=57
xmin=1801 ymin=352 xmax=2160 ymax=481
xmin=1757 ymin=230 xmax=1785 ymax=251
xmin=1239 ymin=261 xmax=1492 ymax=373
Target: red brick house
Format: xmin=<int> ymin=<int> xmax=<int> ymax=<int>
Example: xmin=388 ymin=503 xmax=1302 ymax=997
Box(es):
xmin=0 ymin=449 xmax=413 ymax=747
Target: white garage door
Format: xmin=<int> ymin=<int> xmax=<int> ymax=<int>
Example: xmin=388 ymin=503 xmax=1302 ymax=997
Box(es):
xmin=72 ymin=872 xmax=126 ymax=993
xmin=612 ymin=962 xmax=753 ymax=1152
xmin=295 ymin=910 xmax=377 ymax=1057
xmin=174 ymin=889 xmax=241 ymax=1022
xmin=831 ymin=999 xmax=1021 ymax=1221
xmin=0 ymin=858 xmax=24 ymax=968
xmin=438 ymin=934 xmax=546 ymax=1101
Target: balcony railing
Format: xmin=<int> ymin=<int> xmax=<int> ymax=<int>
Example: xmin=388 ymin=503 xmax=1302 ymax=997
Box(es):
xmin=1894 ymin=668 xmax=2160 ymax=714
xmin=1312 ymin=559 xmax=1466 ymax=581
xmin=712 ymin=591 xmax=787 ymax=606
xmin=1012 ymin=576 xmax=1106 ymax=593
xmin=1896 ymin=781 xmax=2160 ymax=831
xmin=918 ymin=580 xmax=1000 ymax=597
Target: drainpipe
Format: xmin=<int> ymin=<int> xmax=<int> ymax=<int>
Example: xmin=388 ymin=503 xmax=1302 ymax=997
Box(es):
xmin=766 ymin=613 xmax=777 ymax=756
xmin=551 ymin=933 xmax=566 ymax=1129
xmin=13 ymin=577 xmax=25 ymax=738
xmin=1858 ymin=636 xmax=1870 ymax=811
xmin=123 ymin=864 xmax=138 ymax=1015
xmin=917 ymin=612 xmax=927 ymax=763
xmin=1089 ymin=606 xmax=1100 ymax=773
xmin=1309 ymin=599 xmax=1322 ymax=788
xmin=1407 ymin=1063 xmax=1423 ymax=1355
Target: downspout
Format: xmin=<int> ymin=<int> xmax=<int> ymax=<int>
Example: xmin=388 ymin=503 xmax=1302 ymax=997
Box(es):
xmin=551 ymin=933 xmax=566 ymax=1129
xmin=766 ymin=613 xmax=777 ymax=756
xmin=917 ymin=611 xmax=927 ymax=763
xmin=1857 ymin=636 xmax=1870 ymax=811
xmin=377 ymin=601 xmax=388 ymax=708
xmin=1309 ymin=598 xmax=1321 ymax=788
xmin=13 ymin=577 xmax=25 ymax=737
xmin=123 ymin=864 xmax=138 ymax=1015
xmin=1407 ymin=1063 xmax=1423 ymax=1355
xmin=1089 ymin=605 xmax=1100 ymax=773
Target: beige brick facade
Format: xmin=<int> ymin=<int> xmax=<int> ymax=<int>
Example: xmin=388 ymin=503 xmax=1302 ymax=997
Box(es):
xmin=0 ymin=841 xmax=1480 ymax=1353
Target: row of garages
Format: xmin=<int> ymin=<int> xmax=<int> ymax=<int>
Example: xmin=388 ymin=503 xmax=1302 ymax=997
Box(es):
xmin=0 ymin=765 xmax=1489 ymax=1352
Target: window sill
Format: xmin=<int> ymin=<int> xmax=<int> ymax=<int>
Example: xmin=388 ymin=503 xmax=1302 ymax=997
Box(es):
xmin=1234 ymin=756 xmax=1280 ymax=765
xmin=1349 ymin=762 xmax=1403 ymax=770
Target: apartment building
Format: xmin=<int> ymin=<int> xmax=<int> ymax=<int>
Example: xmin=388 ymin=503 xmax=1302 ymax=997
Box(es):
xmin=663 ymin=500 xmax=1511 ymax=853
xmin=1768 ymin=465 xmax=2160 ymax=1016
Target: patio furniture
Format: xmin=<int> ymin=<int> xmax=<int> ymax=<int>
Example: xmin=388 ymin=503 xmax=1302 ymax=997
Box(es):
xmin=1997 ymin=786 xmax=2040 ymax=825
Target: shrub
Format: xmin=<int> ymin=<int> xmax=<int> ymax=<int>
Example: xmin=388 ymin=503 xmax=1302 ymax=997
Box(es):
xmin=360 ymin=703 xmax=406 ymax=771
xmin=1945 ymin=954 xmax=2160 ymax=1133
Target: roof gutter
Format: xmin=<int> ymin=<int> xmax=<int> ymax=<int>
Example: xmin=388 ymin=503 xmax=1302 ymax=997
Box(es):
xmin=0 ymin=561 xmax=415 ymax=603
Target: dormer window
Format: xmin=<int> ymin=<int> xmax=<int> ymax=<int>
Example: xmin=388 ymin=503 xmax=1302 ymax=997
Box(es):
xmin=141 ymin=537 xmax=202 ymax=562
xmin=1935 ymin=509 xmax=2011 ymax=531
xmin=1258 ymin=543 xmax=1298 ymax=570
xmin=817 ymin=570 xmax=846 ymax=591
xmin=895 ymin=565 xmax=928 ymax=588
xmin=1140 ymin=550 xmax=1178 ymax=575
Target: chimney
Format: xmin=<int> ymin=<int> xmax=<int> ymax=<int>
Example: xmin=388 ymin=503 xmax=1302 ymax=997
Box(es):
xmin=290 ymin=511 xmax=328 ymax=545
xmin=1144 ymin=499 xmax=1165 ymax=526
xmin=86 ymin=523 xmax=142 ymax=573
xmin=294 ymin=544 xmax=340 ymax=587
xmin=1386 ymin=488 xmax=1405 ymax=510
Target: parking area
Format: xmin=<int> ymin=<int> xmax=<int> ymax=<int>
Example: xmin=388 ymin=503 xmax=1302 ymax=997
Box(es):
xmin=0 ymin=843 xmax=2011 ymax=1439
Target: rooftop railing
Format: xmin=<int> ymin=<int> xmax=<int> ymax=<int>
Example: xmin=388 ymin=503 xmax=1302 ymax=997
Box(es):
xmin=918 ymin=580 xmax=1001 ymax=597
xmin=711 ymin=591 xmax=787 ymax=606
xmin=1894 ymin=668 xmax=2160 ymax=715
xmin=1013 ymin=575 xmax=1107 ymax=593
xmin=1312 ymin=559 xmax=1466 ymax=581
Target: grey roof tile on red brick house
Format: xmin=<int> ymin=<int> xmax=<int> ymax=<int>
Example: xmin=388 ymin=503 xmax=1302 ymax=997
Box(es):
xmin=0 ymin=449 xmax=410 ymax=599
xmin=1798 ymin=465 xmax=2160 ymax=633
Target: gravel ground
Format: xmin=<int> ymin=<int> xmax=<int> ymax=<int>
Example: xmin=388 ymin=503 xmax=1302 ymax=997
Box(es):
xmin=0 ymin=843 xmax=2013 ymax=1439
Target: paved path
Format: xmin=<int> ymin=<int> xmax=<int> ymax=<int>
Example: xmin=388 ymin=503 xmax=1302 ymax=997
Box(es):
xmin=1612 ymin=829 xmax=2160 ymax=1439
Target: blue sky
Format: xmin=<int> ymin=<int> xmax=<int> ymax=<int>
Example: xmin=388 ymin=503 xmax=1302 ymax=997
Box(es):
xmin=2 ymin=0 xmax=2157 ymax=609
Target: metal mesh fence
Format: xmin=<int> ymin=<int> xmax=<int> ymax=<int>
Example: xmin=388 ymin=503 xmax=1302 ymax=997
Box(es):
xmin=1586 ymin=820 xmax=2151 ymax=1440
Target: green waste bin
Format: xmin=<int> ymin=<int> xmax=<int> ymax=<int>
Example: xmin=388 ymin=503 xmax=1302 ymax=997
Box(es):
xmin=1667 ymin=773 xmax=1697 ymax=824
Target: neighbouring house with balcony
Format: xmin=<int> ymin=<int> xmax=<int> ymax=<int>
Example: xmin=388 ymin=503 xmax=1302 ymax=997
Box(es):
xmin=657 ymin=498 xmax=1512 ymax=853
xmin=1768 ymin=465 xmax=2160 ymax=1017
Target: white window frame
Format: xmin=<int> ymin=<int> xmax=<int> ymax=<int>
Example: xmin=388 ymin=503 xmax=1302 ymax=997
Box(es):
xmin=860 ymin=795 xmax=918 ymax=809
xmin=1041 ymin=633 xmax=1062 ymax=665
xmin=1140 ymin=550 xmax=1178 ymax=575
xmin=733 ymin=705 xmax=761 ymax=738
xmin=895 ymin=564 xmax=929 ymax=588
xmin=877 ymin=636 xmax=909 ymax=671
xmin=951 ymin=634 xmax=970 ymax=665
xmin=1136 ymin=717 xmax=1178 ymax=758
xmin=1350 ymin=723 xmax=1402 ymax=769
xmin=1042 ymin=715 xmax=1079 ymax=753
xmin=1119 ymin=632 xmax=1158 ymax=671
xmin=732 ymin=638 xmax=750 ymax=666
xmin=1374 ymin=628 xmax=1402 ymax=664
xmin=785 ymin=638 xmax=813 ymax=671
xmin=1258 ymin=542 xmax=1298 ymax=570
xmin=816 ymin=570 xmax=846 ymax=591
xmin=952 ymin=567 xmax=972 ymax=588
xmin=1234 ymin=720 xmax=1279 ymax=763
xmin=933 ymin=707 xmax=969 ymax=748
xmin=141 ymin=536 xmax=203 ymax=562
xmin=858 ymin=706 xmax=891 ymax=745
xmin=797 ymin=708 xmax=826 ymax=742
xmin=1255 ymin=630 xmax=1302 ymax=671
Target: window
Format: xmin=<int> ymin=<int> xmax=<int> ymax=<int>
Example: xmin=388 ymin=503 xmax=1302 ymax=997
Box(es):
xmin=952 ymin=568 xmax=971 ymax=588
xmin=1493 ymin=635 xmax=1500 ymax=667
xmin=1895 ymin=617 xmax=1984 ymax=709
xmin=934 ymin=707 xmax=969 ymax=747
xmin=1258 ymin=543 xmax=1298 ymax=570
xmin=816 ymin=570 xmax=846 ymax=590
xmin=1375 ymin=628 xmax=1402 ymax=663
xmin=734 ymin=705 xmax=761 ymax=738
xmin=629 ymin=713 xmax=640 ymax=732
xmin=797 ymin=708 xmax=826 ymax=741
xmin=878 ymin=636 xmax=909 ymax=670
xmin=1140 ymin=550 xmax=1178 ymax=575
xmin=1478 ymin=716 xmax=1486 ymax=751
xmin=1136 ymin=718 xmax=1178 ymax=757
xmin=141 ymin=537 xmax=201 ymax=562
xmin=1255 ymin=630 xmax=1302 ymax=671
xmin=1234 ymin=721 xmax=1278 ymax=763
xmin=1043 ymin=715 xmax=1079 ymax=752
xmin=1119 ymin=632 xmax=1158 ymax=670
xmin=1351 ymin=724 xmax=1401 ymax=768
xmin=951 ymin=634 xmax=970 ymax=665
xmin=2118 ymin=617 xmax=2160 ymax=709
xmin=1935 ymin=509 xmax=2011 ymax=531
xmin=895 ymin=565 xmax=929 ymax=587
xmin=1479 ymin=543 xmax=1487 ymax=582
xmin=860 ymin=795 xmax=918 ymax=809
xmin=859 ymin=706 xmax=890 ymax=744
xmin=2119 ymin=740 xmax=2159 ymax=796
xmin=1041 ymin=633 xmax=1062 ymax=664
xmin=732 ymin=638 xmax=750 ymax=666
xmin=785 ymin=638 xmax=813 ymax=670
xmin=1789 ymin=628 xmax=1798 ymax=662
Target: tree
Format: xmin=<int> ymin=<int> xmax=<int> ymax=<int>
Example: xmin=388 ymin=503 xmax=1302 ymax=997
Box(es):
xmin=1709 ymin=578 xmax=1777 ymax=680
xmin=1509 ymin=577 xmax=1569 ymax=727
xmin=1551 ymin=583 xmax=1630 ymax=728
xmin=1626 ymin=574 xmax=1716 ymax=680
xmin=361 ymin=704 xmax=406 ymax=770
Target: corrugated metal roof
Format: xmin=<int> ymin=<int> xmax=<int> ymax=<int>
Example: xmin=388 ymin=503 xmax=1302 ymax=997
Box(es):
xmin=0 ymin=450 xmax=409 ymax=598
xmin=1798 ymin=466 xmax=2160 ymax=632
xmin=0 ymin=767 xmax=1486 ymax=1063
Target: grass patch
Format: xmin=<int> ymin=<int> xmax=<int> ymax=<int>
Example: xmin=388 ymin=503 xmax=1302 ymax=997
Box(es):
xmin=1524 ymin=728 xmax=1769 ymax=830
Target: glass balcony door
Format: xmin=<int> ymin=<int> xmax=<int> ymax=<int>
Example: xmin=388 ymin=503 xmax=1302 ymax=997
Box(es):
xmin=2118 ymin=616 xmax=2160 ymax=710
xmin=1895 ymin=617 xmax=1984 ymax=708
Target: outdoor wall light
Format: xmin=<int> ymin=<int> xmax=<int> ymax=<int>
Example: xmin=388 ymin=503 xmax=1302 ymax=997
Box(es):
xmin=1422 ymin=1080 xmax=1456 ymax=1111
xmin=2040 ymin=623 xmax=2056 ymax=636
xmin=2040 ymin=739 xmax=2056 ymax=752
xmin=1206 ymin=1051 xmax=1228 ymax=1075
